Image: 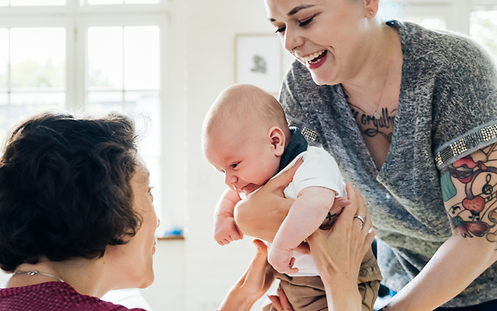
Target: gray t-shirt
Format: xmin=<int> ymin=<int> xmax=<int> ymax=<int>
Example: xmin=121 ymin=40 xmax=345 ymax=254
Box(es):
xmin=279 ymin=20 xmax=497 ymax=307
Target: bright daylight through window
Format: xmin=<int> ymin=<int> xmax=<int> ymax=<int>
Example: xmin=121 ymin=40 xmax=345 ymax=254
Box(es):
xmin=0 ymin=0 xmax=169 ymax=231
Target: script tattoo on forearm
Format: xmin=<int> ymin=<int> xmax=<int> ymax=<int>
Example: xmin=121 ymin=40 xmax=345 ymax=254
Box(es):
xmin=441 ymin=143 xmax=497 ymax=245
xmin=349 ymin=104 xmax=397 ymax=143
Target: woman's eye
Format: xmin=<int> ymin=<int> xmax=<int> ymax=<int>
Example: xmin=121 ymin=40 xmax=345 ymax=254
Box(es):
xmin=299 ymin=16 xmax=314 ymax=27
xmin=275 ymin=26 xmax=286 ymax=34
xmin=231 ymin=163 xmax=238 ymax=169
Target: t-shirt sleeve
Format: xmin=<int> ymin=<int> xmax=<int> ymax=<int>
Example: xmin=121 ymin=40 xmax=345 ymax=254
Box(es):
xmin=290 ymin=148 xmax=347 ymax=198
xmin=432 ymin=34 xmax=497 ymax=170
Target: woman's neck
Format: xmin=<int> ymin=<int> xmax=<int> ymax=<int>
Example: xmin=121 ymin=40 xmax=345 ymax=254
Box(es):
xmin=8 ymin=258 xmax=112 ymax=298
xmin=341 ymin=23 xmax=403 ymax=101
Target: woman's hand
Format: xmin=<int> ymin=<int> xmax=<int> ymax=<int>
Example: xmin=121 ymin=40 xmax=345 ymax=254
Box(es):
xmin=307 ymin=183 xmax=375 ymax=311
xmin=218 ymin=240 xmax=275 ymax=311
xmin=268 ymin=288 xmax=295 ymax=311
xmin=234 ymin=158 xmax=303 ymax=242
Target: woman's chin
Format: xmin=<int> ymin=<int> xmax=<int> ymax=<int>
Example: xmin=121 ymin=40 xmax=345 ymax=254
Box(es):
xmin=137 ymin=273 xmax=155 ymax=289
xmin=310 ymin=73 xmax=336 ymax=86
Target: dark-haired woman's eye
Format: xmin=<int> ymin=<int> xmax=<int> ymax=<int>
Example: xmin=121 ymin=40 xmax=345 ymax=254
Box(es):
xmin=275 ymin=26 xmax=286 ymax=34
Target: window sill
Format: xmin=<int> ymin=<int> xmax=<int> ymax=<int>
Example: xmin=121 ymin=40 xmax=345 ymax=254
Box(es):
xmin=157 ymin=235 xmax=184 ymax=241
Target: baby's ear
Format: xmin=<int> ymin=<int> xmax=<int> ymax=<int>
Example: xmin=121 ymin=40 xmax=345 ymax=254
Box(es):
xmin=268 ymin=126 xmax=285 ymax=156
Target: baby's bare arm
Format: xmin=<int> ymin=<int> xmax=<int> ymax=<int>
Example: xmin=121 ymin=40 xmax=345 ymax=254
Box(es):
xmin=215 ymin=188 xmax=241 ymax=218
xmin=271 ymin=187 xmax=337 ymax=252
xmin=214 ymin=188 xmax=243 ymax=245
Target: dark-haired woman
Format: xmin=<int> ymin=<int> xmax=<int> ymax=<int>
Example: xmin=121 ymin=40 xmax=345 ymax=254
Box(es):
xmin=0 ymin=112 xmax=374 ymax=311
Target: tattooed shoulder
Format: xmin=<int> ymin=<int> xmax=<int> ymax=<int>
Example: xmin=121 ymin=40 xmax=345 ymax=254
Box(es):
xmin=441 ymin=143 xmax=497 ymax=241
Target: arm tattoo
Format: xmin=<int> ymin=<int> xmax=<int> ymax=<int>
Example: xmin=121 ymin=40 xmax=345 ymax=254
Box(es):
xmin=441 ymin=143 xmax=497 ymax=243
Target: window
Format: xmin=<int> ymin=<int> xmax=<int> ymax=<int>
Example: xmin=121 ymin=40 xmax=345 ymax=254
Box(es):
xmin=0 ymin=0 xmax=169 ymax=225
xmin=471 ymin=9 xmax=497 ymax=62
xmin=399 ymin=3 xmax=450 ymax=31
xmin=399 ymin=1 xmax=497 ymax=63
xmin=0 ymin=0 xmax=66 ymax=6
xmin=0 ymin=27 xmax=66 ymax=139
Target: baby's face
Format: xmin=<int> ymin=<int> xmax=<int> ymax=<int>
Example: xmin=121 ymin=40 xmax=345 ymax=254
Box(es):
xmin=204 ymin=126 xmax=282 ymax=195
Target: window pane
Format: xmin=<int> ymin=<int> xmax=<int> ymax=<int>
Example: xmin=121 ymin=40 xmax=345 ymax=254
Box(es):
xmin=10 ymin=92 xmax=65 ymax=125
xmin=125 ymin=0 xmax=160 ymax=3
xmin=470 ymin=10 xmax=497 ymax=63
xmin=87 ymin=0 xmax=160 ymax=4
xmin=88 ymin=27 xmax=123 ymax=90
xmin=0 ymin=93 xmax=7 ymax=141
xmin=87 ymin=91 xmax=123 ymax=113
xmin=10 ymin=28 xmax=65 ymax=89
xmin=402 ymin=17 xmax=446 ymax=30
xmin=0 ymin=0 xmax=8 ymax=6
xmin=124 ymin=91 xmax=160 ymax=156
xmin=0 ymin=29 xmax=7 ymax=90
xmin=87 ymin=0 xmax=123 ymax=4
xmin=10 ymin=0 xmax=65 ymax=5
xmin=124 ymin=26 xmax=159 ymax=90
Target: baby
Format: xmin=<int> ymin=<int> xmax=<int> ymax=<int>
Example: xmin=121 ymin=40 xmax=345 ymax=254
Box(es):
xmin=202 ymin=84 xmax=382 ymax=311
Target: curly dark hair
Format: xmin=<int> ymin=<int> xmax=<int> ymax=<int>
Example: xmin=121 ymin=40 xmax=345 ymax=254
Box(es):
xmin=0 ymin=112 xmax=141 ymax=272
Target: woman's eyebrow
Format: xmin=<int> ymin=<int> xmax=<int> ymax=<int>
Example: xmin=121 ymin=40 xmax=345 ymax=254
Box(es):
xmin=288 ymin=4 xmax=315 ymax=16
xmin=268 ymin=4 xmax=316 ymax=22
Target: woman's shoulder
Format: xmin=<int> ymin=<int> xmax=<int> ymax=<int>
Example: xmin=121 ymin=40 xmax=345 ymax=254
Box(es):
xmin=398 ymin=21 xmax=492 ymax=68
xmin=0 ymin=282 xmax=146 ymax=311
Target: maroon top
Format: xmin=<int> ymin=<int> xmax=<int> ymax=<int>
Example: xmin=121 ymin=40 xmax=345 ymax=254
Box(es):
xmin=0 ymin=282 xmax=146 ymax=311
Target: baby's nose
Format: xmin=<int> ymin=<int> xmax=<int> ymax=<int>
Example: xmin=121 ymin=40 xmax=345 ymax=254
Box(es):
xmin=224 ymin=172 xmax=238 ymax=186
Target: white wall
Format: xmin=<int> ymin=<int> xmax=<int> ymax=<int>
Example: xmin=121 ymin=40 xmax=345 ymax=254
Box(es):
xmin=182 ymin=1 xmax=277 ymax=310
xmin=145 ymin=1 xmax=279 ymax=310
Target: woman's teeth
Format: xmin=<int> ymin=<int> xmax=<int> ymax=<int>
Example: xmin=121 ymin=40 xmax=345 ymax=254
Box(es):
xmin=301 ymin=50 xmax=326 ymax=63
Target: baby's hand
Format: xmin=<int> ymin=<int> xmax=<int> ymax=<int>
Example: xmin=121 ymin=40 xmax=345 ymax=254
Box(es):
xmin=268 ymin=247 xmax=299 ymax=275
xmin=214 ymin=215 xmax=243 ymax=246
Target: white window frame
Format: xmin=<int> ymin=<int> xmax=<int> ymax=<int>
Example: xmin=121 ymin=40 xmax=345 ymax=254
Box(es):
xmin=400 ymin=0 xmax=470 ymax=34
xmin=401 ymin=0 xmax=497 ymax=34
xmin=0 ymin=0 xmax=176 ymax=231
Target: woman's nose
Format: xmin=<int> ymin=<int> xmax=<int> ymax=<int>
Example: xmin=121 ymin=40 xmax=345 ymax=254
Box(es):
xmin=283 ymin=27 xmax=302 ymax=53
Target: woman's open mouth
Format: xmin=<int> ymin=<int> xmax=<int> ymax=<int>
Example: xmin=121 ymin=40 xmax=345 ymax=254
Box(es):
xmin=300 ymin=50 xmax=327 ymax=69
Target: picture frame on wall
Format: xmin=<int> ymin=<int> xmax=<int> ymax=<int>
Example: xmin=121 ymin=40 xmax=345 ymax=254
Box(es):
xmin=235 ymin=34 xmax=282 ymax=94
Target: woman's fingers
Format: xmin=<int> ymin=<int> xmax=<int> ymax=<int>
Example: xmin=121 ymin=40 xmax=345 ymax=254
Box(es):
xmin=307 ymin=183 xmax=375 ymax=276
xmin=233 ymin=161 xmax=302 ymax=242
xmin=266 ymin=157 xmax=303 ymax=192
xmin=341 ymin=183 xmax=371 ymax=231
xmin=253 ymin=239 xmax=268 ymax=257
xmin=268 ymin=289 xmax=294 ymax=311
xmin=237 ymin=239 xmax=274 ymax=300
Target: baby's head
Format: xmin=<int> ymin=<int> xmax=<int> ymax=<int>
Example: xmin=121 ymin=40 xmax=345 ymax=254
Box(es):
xmin=202 ymin=84 xmax=290 ymax=195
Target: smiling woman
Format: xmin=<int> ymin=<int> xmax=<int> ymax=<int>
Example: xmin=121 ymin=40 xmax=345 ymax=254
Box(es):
xmin=233 ymin=0 xmax=497 ymax=310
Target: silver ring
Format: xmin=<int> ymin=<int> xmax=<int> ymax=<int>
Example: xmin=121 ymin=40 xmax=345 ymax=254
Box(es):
xmin=354 ymin=215 xmax=365 ymax=229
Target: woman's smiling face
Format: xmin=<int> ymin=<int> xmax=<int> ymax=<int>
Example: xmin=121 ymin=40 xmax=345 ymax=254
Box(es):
xmin=264 ymin=0 xmax=376 ymax=85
